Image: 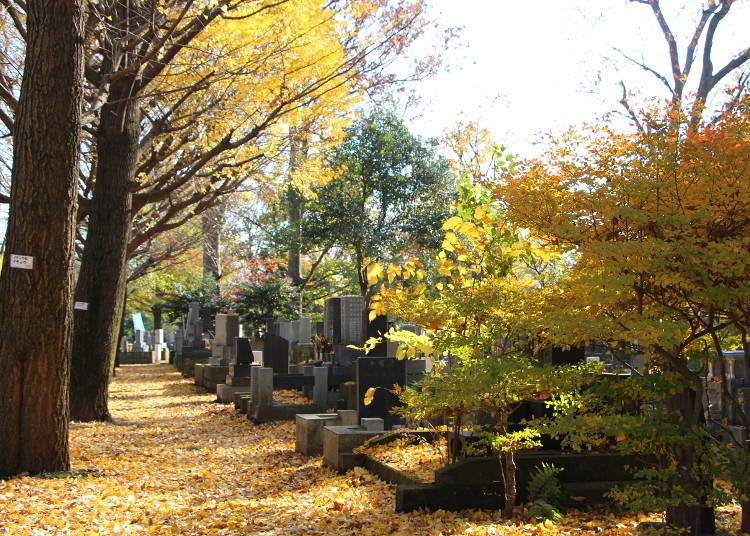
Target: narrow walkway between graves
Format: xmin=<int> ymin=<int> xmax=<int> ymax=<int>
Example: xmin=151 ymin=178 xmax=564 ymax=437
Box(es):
xmin=0 ymin=364 xmax=742 ymax=535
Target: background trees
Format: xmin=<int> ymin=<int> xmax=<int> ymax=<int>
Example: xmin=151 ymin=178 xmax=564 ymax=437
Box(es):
xmin=68 ymin=0 xmax=436 ymax=421
xmin=303 ymin=109 xmax=455 ymax=299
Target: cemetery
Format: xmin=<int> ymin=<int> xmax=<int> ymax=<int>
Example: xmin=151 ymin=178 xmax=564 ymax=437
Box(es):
xmin=2 ymin=2 xmax=750 ymax=536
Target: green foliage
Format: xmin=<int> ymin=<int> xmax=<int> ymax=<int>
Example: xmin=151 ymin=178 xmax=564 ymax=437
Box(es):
xmin=160 ymin=276 xmax=230 ymax=325
xmin=231 ymin=272 xmax=300 ymax=330
xmin=528 ymin=500 xmax=563 ymax=523
xmin=304 ymin=108 xmax=457 ymax=294
xmin=527 ymin=463 xmax=564 ymax=507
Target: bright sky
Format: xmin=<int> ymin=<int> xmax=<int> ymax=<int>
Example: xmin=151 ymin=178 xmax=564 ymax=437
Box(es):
xmin=403 ymin=0 xmax=750 ymax=155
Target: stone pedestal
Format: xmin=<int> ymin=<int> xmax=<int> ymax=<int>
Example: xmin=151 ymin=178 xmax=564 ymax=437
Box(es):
xmin=322 ymin=425 xmax=384 ymax=472
xmin=202 ymin=365 xmax=229 ymax=391
xmin=217 ymin=384 xmax=251 ymax=404
xmin=216 ymin=363 xmax=256 ymax=402
xmin=295 ymin=410 xmax=357 ymax=456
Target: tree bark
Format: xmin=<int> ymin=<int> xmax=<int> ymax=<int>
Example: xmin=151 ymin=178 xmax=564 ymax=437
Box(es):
xmin=0 ymin=0 xmax=84 ymax=474
xmin=287 ymin=184 xmax=304 ymax=286
xmin=664 ymin=385 xmax=715 ymax=535
xmin=69 ymin=73 xmax=139 ymax=422
xmin=201 ymin=203 xmax=225 ymax=294
xmin=286 ymin=130 xmax=308 ymax=287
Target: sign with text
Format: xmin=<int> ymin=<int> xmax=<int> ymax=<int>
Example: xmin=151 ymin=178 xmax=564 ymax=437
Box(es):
xmin=9 ymin=254 xmax=33 ymax=270
xmin=74 ymin=302 xmax=89 ymax=311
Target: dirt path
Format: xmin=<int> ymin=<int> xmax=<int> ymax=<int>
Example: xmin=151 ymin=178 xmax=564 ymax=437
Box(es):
xmin=0 ymin=364 xmax=741 ymax=535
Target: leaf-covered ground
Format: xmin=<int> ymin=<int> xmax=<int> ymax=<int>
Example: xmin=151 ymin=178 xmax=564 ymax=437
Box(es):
xmin=0 ymin=364 xmax=742 ymax=535
xmin=357 ymin=435 xmax=448 ymax=483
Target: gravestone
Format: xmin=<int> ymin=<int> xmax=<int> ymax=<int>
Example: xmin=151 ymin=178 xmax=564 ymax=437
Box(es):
xmin=546 ymin=346 xmax=586 ymax=366
xmin=186 ymin=302 xmax=203 ymax=348
xmin=356 ymin=357 xmax=407 ymax=429
xmin=366 ymin=314 xmax=390 ymax=357
xmin=216 ymin=341 xmax=256 ymax=403
xmin=210 ymin=314 xmax=239 ymax=365
xmin=152 ymin=328 xmax=164 ymax=363
xmin=133 ymin=330 xmax=147 ymax=352
xmin=175 ymin=329 xmax=184 ymax=357
xmin=324 ymin=296 xmax=365 ymax=366
xmin=235 ymin=337 xmax=253 ymax=364
xmin=264 ymin=332 xmax=290 ymax=374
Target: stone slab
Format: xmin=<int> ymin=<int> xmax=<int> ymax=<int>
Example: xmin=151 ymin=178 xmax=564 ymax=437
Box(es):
xmin=322 ymin=425 xmax=384 ymax=472
xmin=295 ymin=410 xmax=357 ymax=456
xmin=217 ymin=384 xmax=251 ymax=404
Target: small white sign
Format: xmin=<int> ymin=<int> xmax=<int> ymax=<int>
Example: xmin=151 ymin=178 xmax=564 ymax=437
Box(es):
xmin=9 ymin=254 xmax=34 ymax=270
xmin=74 ymin=302 xmax=89 ymax=311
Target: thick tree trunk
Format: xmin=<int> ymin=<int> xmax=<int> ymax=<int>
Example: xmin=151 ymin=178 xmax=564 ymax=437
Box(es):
xmin=742 ymin=500 xmax=750 ymax=535
xmin=152 ymin=306 xmax=163 ymax=330
xmin=0 ymin=0 xmax=84 ymax=474
xmin=69 ymin=75 xmax=139 ymax=422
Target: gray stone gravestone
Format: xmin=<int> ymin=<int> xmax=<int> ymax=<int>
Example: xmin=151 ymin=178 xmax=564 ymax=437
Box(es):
xmin=324 ymin=296 xmax=365 ymax=366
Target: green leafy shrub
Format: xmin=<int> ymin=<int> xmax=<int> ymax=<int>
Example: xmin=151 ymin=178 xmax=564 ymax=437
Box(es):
xmin=527 ymin=463 xmax=564 ymax=522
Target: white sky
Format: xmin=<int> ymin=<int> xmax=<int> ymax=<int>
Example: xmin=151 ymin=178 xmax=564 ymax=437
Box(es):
xmin=402 ymin=0 xmax=750 ymax=155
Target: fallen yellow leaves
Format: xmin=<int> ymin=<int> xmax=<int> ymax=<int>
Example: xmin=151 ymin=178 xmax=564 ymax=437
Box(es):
xmin=356 ymin=436 xmax=447 ymax=482
xmin=0 ymin=364 xmax=742 ymax=535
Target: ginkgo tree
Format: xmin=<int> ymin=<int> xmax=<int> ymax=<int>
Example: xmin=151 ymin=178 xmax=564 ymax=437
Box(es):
xmin=498 ymin=98 xmax=750 ymax=533
xmin=65 ymin=0 xmax=438 ymax=422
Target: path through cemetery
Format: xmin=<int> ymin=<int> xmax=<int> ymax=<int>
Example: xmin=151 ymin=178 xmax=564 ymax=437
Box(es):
xmin=0 ymin=364 xmax=743 ymax=535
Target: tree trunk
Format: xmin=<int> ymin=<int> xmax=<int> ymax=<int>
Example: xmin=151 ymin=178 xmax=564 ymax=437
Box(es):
xmin=69 ymin=74 xmax=139 ymax=422
xmin=286 ymin=130 xmax=308 ymax=287
xmin=502 ymin=449 xmax=517 ymax=519
xmin=741 ymin=500 xmax=750 ymax=535
xmin=665 ymin=385 xmax=715 ymax=535
xmin=152 ymin=305 xmax=162 ymax=330
xmin=287 ymin=184 xmax=304 ymax=286
xmin=496 ymin=415 xmax=517 ymax=519
xmin=201 ymin=203 xmax=225 ymax=294
xmin=0 ymin=0 xmax=84 ymax=474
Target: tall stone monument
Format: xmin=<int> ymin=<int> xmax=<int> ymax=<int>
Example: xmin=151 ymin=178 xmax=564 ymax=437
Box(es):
xmin=324 ymin=296 xmax=365 ymax=366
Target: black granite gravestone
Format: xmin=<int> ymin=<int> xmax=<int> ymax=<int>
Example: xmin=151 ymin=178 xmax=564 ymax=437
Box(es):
xmin=366 ymin=314 xmax=389 ymax=357
xmin=549 ymin=346 xmax=585 ymax=366
xmin=264 ymin=333 xmax=289 ymax=374
xmin=234 ymin=337 xmax=252 ymax=364
xmin=356 ymin=357 xmax=406 ymax=429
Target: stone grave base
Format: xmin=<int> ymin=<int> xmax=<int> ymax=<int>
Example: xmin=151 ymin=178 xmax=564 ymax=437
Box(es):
xmin=322 ymin=421 xmax=387 ymax=473
xmin=367 ymin=443 xmax=649 ymax=512
xmin=250 ymin=403 xmax=326 ymax=424
xmin=295 ymin=410 xmax=357 ymax=456
xmin=216 ymin=384 xmax=251 ymax=404
xmin=118 ymin=351 xmax=152 ymax=365
xmin=201 ymin=365 xmax=229 ymax=391
xmin=181 ymin=355 xmax=210 ymax=377
xmin=234 ymin=393 xmax=252 ymax=412
xmin=194 ymin=364 xmax=206 ymax=386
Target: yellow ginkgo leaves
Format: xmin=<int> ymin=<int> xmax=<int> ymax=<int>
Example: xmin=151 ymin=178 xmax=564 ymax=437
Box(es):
xmin=0 ymin=364 xmax=741 ymax=536
xmin=363 ymin=387 xmax=377 ymax=406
